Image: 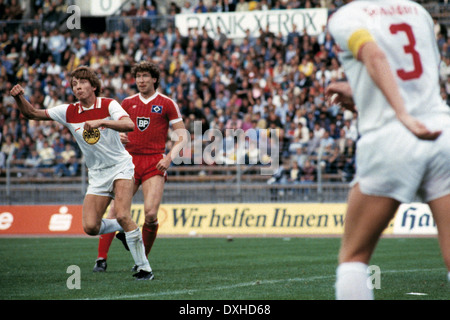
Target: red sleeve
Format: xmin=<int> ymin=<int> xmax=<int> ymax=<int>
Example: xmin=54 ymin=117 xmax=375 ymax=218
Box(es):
xmin=121 ymin=98 xmax=129 ymax=112
xmin=165 ymin=99 xmax=182 ymax=122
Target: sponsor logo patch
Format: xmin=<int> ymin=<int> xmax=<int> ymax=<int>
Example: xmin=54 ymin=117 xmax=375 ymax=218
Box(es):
xmin=137 ymin=117 xmax=150 ymax=131
xmin=83 ymin=128 xmax=100 ymax=145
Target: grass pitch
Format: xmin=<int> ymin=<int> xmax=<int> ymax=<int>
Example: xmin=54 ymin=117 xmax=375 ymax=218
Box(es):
xmin=0 ymin=237 xmax=448 ymax=300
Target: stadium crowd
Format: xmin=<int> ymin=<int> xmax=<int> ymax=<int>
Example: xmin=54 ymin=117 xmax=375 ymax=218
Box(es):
xmin=0 ymin=0 xmax=449 ymax=183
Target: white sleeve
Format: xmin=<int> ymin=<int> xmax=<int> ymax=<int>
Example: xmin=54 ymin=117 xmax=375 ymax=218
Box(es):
xmin=108 ymin=99 xmax=129 ymax=121
xmin=46 ymin=104 xmax=69 ymax=124
xmin=328 ymin=5 xmax=369 ymax=53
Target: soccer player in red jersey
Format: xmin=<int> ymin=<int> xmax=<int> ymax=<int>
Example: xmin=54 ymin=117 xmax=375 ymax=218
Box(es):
xmin=93 ymin=61 xmax=187 ymax=273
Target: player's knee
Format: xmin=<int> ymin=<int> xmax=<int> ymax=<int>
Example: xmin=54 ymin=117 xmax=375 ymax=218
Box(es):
xmin=115 ymin=214 xmax=128 ymax=227
xmin=83 ymin=224 xmax=100 ymax=236
xmin=144 ymin=212 xmax=158 ymax=227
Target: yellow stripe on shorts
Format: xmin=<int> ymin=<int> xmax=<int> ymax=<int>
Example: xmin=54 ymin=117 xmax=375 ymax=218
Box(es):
xmin=348 ymin=29 xmax=375 ymax=58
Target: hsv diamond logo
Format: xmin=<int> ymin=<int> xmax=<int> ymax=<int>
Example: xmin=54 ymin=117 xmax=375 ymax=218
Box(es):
xmin=137 ymin=117 xmax=150 ymax=131
xmin=151 ymin=105 xmax=163 ymax=114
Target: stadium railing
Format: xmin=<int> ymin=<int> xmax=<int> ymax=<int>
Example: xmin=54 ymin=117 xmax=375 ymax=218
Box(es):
xmin=0 ymin=19 xmax=42 ymax=35
xmin=0 ymin=158 xmax=350 ymax=205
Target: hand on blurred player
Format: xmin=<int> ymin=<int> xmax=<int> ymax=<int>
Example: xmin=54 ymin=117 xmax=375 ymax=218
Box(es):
xmin=325 ymin=82 xmax=357 ymax=112
xmin=397 ymin=113 xmax=442 ymax=141
xmin=10 ymin=84 xmax=25 ymax=98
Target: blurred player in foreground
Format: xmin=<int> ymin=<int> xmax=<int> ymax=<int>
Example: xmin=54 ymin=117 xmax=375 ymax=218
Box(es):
xmin=327 ymin=0 xmax=450 ymax=299
xmin=11 ymin=66 xmax=153 ymax=280
xmin=93 ymin=61 xmax=186 ymax=273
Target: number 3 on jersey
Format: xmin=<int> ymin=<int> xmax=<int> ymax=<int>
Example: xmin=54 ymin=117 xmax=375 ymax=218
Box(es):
xmin=389 ymin=23 xmax=423 ymax=81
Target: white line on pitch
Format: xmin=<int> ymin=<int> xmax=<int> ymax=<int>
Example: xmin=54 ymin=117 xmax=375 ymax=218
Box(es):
xmin=88 ymin=268 xmax=442 ymax=300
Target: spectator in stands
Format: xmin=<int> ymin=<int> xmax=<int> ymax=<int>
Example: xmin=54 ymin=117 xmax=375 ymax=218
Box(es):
xmin=23 ymin=148 xmax=41 ymax=175
xmin=13 ymin=137 xmax=29 ymax=161
xmin=299 ymin=159 xmax=316 ymax=183
xmin=9 ymin=0 xmax=24 ymax=20
xmin=54 ymin=143 xmax=78 ymax=177
xmin=43 ymin=89 xmax=62 ymax=109
xmin=225 ymin=112 xmax=243 ymax=130
xmin=236 ymin=0 xmax=249 ymax=12
xmin=126 ymin=2 xmax=138 ymax=16
xmin=195 ymin=0 xmax=208 ymax=13
xmin=181 ymin=1 xmax=194 ymax=14
xmin=1 ymin=134 xmax=16 ymax=159
xmin=47 ymin=29 xmax=66 ymax=65
xmin=38 ymin=140 xmax=55 ymax=168
xmin=222 ymin=0 xmax=236 ymax=12
xmin=288 ymin=160 xmax=301 ymax=183
xmin=52 ymin=134 xmax=64 ymax=155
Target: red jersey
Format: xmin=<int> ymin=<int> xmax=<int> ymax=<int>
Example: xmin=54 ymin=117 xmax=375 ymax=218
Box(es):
xmin=122 ymin=92 xmax=182 ymax=155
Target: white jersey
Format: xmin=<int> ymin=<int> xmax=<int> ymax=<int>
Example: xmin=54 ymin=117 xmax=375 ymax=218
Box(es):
xmin=46 ymin=97 xmax=132 ymax=170
xmin=328 ymin=0 xmax=450 ymax=135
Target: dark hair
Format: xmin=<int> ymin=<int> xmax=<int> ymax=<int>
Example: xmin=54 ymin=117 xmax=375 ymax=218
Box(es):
xmin=70 ymin=66 xmax=102 ymax=97
xmin=131 ymin=61 xmax=160 ymax=89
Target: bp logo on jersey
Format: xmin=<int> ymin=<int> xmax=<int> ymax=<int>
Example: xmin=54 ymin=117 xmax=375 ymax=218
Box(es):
xmin=83 ymin=128 xmax=100 ymax=145
xmin=137 ymin=117 xmax=150 ymax=131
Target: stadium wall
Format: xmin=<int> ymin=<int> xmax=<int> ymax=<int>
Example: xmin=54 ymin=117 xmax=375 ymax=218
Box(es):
xmin=0 ymin=202 xmax=436 ymax=237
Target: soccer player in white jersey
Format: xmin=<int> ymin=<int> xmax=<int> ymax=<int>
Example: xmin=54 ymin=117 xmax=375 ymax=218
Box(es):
xmin=10 ymin=66 xmax=154 ymax=280
xmin=326 ymin=0 xmax=450 ymax=299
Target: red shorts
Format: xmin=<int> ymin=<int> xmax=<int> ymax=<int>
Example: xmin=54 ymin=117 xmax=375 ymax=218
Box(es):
xmin=132 ymin=154 xmax=167 ymax=185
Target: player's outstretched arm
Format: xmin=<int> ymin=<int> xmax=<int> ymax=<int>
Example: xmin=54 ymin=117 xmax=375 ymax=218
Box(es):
xmin=10 ymin=84 xmax=52 ymax=121
xmin=358 ymin=41 xmax=441 ymax=140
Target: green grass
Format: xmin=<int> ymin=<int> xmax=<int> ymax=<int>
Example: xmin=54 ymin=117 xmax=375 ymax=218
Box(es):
xmin=0 ymin=237 xmax=448 ymax=300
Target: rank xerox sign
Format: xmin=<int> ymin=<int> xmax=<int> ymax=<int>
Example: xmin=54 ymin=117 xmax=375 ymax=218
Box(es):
xmin=175 ymin=8 xmax=328 ymax=39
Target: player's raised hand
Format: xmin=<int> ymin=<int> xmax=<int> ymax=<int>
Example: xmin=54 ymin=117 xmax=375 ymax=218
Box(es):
xmin=10 ymin=84 xmax=25 ymax=98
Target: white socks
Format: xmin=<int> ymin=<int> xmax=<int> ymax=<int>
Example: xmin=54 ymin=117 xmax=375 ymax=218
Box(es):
xmin=99 ymin=218 xmax=123 ymax=234
xmin=126 ymin=228 xmax=152 ymax=273
xmin=98 ymin=222 xmax=152 ymax=273
xmin=336 ymin=262 xmax=374 ymax=300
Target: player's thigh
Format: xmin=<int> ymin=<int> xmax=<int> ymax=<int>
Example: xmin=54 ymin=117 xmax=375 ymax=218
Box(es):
xmin=428 ymin=194 xmax=450 ymax=268
xmin=419 ymin=128 xmax=450 ymax=202
xmin=339 ymin=183 xmax=400 ymax=264
xmin=106 ymin=200 xmax=116 ymax=219
xmin=142 ymin=175 xmax=165 ymax=220
xmin=82 ymin=194 xmax=111 ymax=234
xmin=112 ymin=178 xmax=135 ymax=215
xmin=106 ymin=182 xmax=140 ymax=218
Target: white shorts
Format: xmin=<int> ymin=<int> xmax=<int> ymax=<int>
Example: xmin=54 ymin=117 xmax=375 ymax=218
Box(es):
xmin=86 ymin=157 xmax=135 ymax=198
xmin=352 ymin=115 xmax=450 ymax=203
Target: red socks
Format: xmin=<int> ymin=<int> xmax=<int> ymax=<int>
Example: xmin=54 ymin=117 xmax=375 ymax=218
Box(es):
xmin=97 ymin=232 xmax=115 ymax=260
xmin=142 ymin=220 xmax=159 ymax=257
